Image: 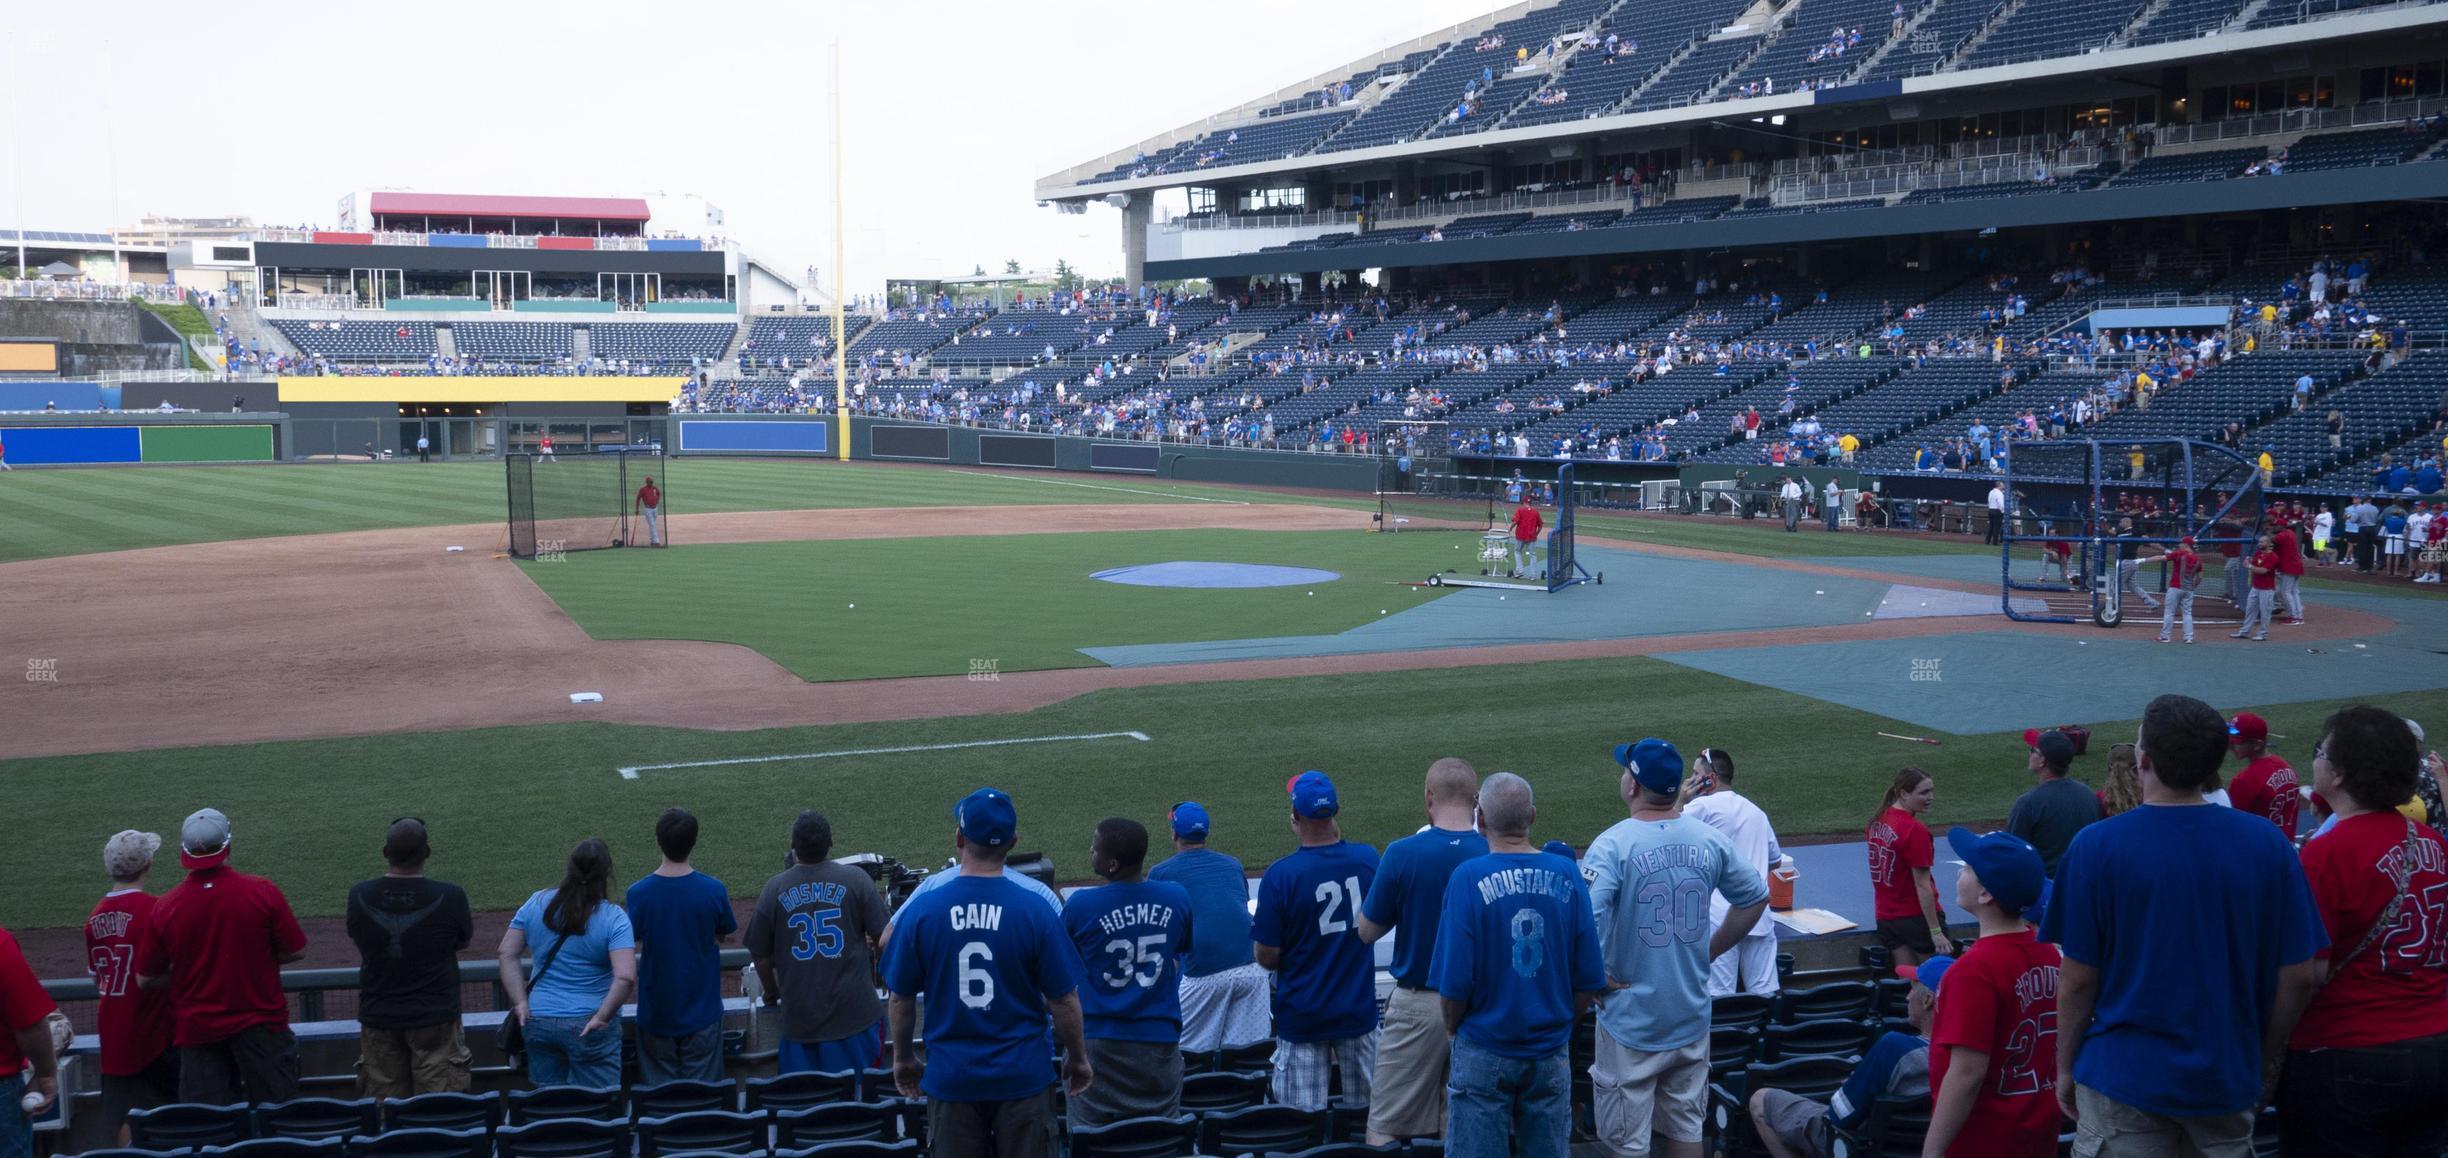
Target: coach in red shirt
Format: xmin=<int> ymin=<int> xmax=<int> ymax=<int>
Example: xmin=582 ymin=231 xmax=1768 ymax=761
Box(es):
xmin=2280 ymin=707 xmax=2448 ymax=1154
xmin=135 ymin=808 xmax=308 ymax=1105
xmin=0 ymin=923 xmax=59 ymax=1151
xmin=1508 ymin=500 xmax=1543 ymax=580
xmin=88 ymin=831 xmax=174 ymax=1142
xmin=2272 ymin=516 xmax=2306 ymax=624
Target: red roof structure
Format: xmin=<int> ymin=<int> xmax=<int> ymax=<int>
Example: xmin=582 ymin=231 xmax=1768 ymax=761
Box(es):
xmin=367 ymin=193 xmax=650 ymax=221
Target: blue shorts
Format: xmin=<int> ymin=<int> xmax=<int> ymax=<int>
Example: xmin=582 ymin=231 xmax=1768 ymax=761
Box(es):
xmin=778 ymin=1024 xmax=884 ymax=1080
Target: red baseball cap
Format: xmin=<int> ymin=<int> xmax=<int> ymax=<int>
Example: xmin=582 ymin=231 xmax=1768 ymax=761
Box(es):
xmin=2228 ymin=712 xmax=2269 ymax=745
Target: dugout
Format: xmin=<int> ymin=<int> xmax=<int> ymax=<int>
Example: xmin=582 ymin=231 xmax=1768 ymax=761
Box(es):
xmin=276 ymin=375 xmax=675 ymax=461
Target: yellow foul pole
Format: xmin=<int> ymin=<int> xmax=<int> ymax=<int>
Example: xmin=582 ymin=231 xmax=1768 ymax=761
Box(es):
xmin=831 ymin=40 xmax=849 ymax=461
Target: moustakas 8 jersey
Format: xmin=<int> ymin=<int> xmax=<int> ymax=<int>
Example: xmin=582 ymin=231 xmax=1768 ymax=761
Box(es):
xmin=1252 ymin=840 xmax=1381 ymax=1042
xmin=881 ymin=874 xmax=1078 ymax=1103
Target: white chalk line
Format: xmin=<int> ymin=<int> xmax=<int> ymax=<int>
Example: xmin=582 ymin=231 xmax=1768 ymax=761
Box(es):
xmin=617 ymin=730 xmax=1152 ymax=780
xmin=946 ymin=470 xmax=1249 ymax=505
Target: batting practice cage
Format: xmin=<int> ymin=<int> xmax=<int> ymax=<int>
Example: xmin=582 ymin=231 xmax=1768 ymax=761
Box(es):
xmin=1379 ymin=459 xmax=1600 ymax=593
xmin=2000 ymin=437 xmax=2261 ymax=627
xmin=506 ymin=451 xmax=669 ymax=559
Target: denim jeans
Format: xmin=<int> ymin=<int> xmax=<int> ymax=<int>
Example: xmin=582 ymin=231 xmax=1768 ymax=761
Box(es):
xmin=637 ymin=1021 xmax=725 ymax=1086
xmin=0 ymin=1073 xmax=28 ymax=1158
xmin=1445 ymin=1036 xmax=1571 ymax=1158
xmin=525 ymin=1015 xmax=622 ymax=1089
xmin=2279 ymin=1031 xmax=2448 ymax=1158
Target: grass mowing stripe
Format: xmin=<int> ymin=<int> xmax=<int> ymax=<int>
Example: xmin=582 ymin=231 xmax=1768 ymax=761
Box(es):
xmin=6 ymin=658 xmax=2437 ymax=926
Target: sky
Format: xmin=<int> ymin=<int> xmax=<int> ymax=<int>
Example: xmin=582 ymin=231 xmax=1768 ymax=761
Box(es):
xmin=6 ymin=0 xmax=1497 ymax=296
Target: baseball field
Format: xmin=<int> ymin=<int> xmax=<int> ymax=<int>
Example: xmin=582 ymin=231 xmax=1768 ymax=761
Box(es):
xmin=4 ymin=456 xmax=2445 ymax=942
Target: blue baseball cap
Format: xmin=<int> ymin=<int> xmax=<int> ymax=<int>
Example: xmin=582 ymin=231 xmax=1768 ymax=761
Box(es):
xmin=1170 ymin=801 xmax=1211 ymax=840
xmin=1542 ymin=840 xmax=1578 ymax=860
xmin=1287 ymin=771 xmax=1339 ymax=819
xmin=1898 ymin=954 xmax=1955 ymax=993
xmin=956 ymin=787 xmax=1017 ymax=848
xmin=1946 ymin=826 xmax=2046 ymax=914
xmin=1613 ymin=738 xmax=1684 ymax=794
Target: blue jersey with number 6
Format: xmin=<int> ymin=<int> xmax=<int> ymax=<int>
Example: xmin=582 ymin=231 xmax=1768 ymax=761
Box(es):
xmin=1062 ymin=879 xmax=1193 ymax=1042
xmin=1431 ymin=851 xmax=1605 ymax=1058
xmin=1253 ymin=840 xmax=1381 ymax=1042
xmin=1582 ymin=816 xmax=1766 ymax=1052
xmin=881 ymin=874 xmax=1079 ymax=1102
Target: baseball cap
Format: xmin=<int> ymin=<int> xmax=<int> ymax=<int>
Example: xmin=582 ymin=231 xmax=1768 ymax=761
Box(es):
xmin=956 ymin=787 xmax=1017 ymax=848
xmin=1542 ymin=840 xmax=1578 ymax=860
xmin=180 ymin=808 xmax=232 ymax=869
xmin=1287 ymin=771 xmax=1340 ymax=819
xmin=103 ymin=830 xmax=161 ymax=881
xmin=1614 ymin=738 xmax=1684 ymax=794
xmin=2023 ymin=728 xmax=2076 ymax=770
xmin=1946 ymin=826 xmax=2046 ymax=914
xmin=1170 ymin=801 xmax=1212 ymax=840
xmin=1898 ymin=954 xmax=1956 ymax=993
xmin=2228 ymin=711 xmax=2269 ymax=745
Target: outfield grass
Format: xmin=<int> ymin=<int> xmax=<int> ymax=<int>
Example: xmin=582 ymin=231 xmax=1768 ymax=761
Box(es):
xmin=0 ymin=460 xmax=1307 ymax=563
xmin=5 ymin=655 xmax=2436 ymax=928
xmin=521 ymin=529 xmax=1463 ymax=680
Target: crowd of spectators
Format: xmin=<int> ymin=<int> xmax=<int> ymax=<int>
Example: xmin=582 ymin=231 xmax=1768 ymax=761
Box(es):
xmin=11 ymin=694 xmax=2439 ymax=1156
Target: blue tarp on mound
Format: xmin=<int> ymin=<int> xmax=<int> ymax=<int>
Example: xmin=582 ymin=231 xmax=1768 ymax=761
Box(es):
xmin=1092 ymin=561 xmax=1341 ymax=589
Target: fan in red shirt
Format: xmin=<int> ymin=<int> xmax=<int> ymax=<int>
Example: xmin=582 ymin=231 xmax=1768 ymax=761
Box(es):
xmin=2279 ymin=707 xmax=2448 ymax=1154
xmin=1867 ymin=768 xmax=1952 ymax=965
xmin=0 ymin=925 xmax=60 ymax=1133
xmin=87 ymin=831 xmax=176 ymax=1143
xmin=2223 ymin=712 xmax=2300 ymax=836
xmin=1925 ymin=828 xmax=2063 ymax=1158
xmin=1508 ymin=499 xmax=1544 ymax=580
xmin=134 ymin=807 xmax=309 ymax=1106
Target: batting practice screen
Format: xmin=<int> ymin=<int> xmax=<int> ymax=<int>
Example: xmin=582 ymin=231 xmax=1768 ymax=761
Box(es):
xmin=506 ymin=451 xmax=667 ymax=558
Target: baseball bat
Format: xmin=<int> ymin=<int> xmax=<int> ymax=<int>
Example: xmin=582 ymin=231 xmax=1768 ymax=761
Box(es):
xmin=1877 ymin=731 xmax=1943 ymax=746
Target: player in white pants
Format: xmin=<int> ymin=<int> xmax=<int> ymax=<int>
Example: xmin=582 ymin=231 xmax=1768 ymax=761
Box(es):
xmin=1679 ymin=749 xmax=1782 ymax=997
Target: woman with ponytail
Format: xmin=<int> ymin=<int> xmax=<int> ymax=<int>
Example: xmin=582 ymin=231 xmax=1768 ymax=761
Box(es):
xmin=497 ymin=839 xmax=636 ymax=1087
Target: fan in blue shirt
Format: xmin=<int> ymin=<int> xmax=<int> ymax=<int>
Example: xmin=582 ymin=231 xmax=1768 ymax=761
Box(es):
xmin=625 ymin=809 xmax=738 ymax=1084
xmin=883 ymin=787 xmax=1089 ymax=1128
xmin=1428 ymin=773 xmax=1605 ymax=1157
xmin=1146 ymin=806 xmax=1253 ymax=979
xmin=1253 ymin=773 xmax=1383 ymax=1044
xmin=1359 ymin=762 xmax=1490 ymax=990
xmin=1061 ymin=819 xmax=1193 ymax=1128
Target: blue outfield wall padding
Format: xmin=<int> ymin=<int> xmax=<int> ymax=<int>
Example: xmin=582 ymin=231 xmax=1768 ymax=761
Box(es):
xmin=644 ymin=239 xmax=702 ymax=252
xmin=676 ymin=419 xmax=831 ymax=454
xmin=0 ymin=425 xmax=141 ymax=464
xmin=0 ymin=382 xmax=104 ymax=411
xmin=425 ymin=234 xmax=488 ymax=248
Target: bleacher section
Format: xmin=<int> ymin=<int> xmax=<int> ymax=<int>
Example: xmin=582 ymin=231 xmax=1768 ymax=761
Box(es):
xmin=583 ymin=322 xmax=733 ymax=365
xmin=1955 ymin=0 xmax=2147 ymax=69
xmin=1627 ymin=35 xmax=1762 ymax=111
xmin=2126 ymin=0 xmax=2248 ymax=44
xmin=1720 ymin=0 xmax=1904 ymax=96
xmin=453 ymin=322 xmax=571 ymax=361
xmin=743 ymin=316 xmax=873 ymax=358
xmin=269 ymin=320 xmax=437 ymax=363
xmin=1857 ymin=0 xmax=1993 ymax=82
xmin=2107 ymin=147 xmax=2265 ymax=185
xmin=2283 ymin=125 xmax=2438 ymax=171
xmin=1319 ymin=0 xmax=1616 ymax=153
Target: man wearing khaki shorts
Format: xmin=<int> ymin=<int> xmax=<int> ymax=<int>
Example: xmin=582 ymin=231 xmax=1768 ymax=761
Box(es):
xmin=1357 ymin=760 xmax=1485 ymax=1145
xmin=1583 ymin=739 xmax=1770 ymax=1156
xmin=344 ymin=820 xmax=475 ymax=1097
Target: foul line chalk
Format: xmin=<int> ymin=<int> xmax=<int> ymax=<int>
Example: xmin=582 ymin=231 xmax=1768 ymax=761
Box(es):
xmin=946 ymin=470 xmax=1248 ymax=505
xmin=617 ymin=730 xmax=1152 ymax=780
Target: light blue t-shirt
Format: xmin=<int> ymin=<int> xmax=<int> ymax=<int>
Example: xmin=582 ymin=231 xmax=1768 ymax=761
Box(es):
xmin=1581 ymin=815 xmax=1767 ymax=1052
xmin=887 ymin=864 xmax=1061 ymax=931
xmin=510 ymin=889 xmax=637 ymax=1020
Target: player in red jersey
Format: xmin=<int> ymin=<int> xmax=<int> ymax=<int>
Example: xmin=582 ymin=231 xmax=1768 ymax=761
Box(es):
xmin=1508 ymin=499 xmax=1544 ymax=580
xmin=1866 ymin=768 xmax=1951 ymax=966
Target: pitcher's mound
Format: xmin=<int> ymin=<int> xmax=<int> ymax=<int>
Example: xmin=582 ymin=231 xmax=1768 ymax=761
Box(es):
xmin=1092 ymin=561 xmax=1341 ymax=589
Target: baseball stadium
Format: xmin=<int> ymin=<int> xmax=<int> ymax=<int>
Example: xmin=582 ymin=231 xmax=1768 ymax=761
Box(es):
xmin=7 ymin=0 xmax=2448 ymax=1154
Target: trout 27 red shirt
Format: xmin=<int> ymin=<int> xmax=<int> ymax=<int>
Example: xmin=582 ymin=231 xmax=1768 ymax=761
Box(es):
xmin=0 ymin=928 xmax=57 ymax=1072
xmin=86 ymin=890 xmax=173 ymax=1075
xmin=2290 ymin=814 xmax=2448 ymax=1050
xmin=2225 ymin=756 xmax=2300 ymax=837
xmin=1868 ymin=808 xmax=1937 ymax=922
xmin=1929 ymin=928 xmax=2062 ymax=1157
xmin=136 ymin=866 xmax=307 ymax=1045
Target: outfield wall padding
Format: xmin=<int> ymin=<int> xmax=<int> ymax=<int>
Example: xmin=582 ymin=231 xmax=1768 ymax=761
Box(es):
xmin=676 ymin=419 xmax=829 ymax=454
xmin=0 ymin=426 xmax=140 ymax=464
xmin=138 ymin=425 xmax=276 ymax=462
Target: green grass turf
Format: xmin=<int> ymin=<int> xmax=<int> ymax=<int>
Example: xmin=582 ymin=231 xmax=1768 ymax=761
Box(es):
xmin=519 ymin=529 xmax=1464 ymax=680
xmin=0 ymin=460 xmax=1306 ymax=563
xmin=5 ymin=657 xmax=2439 ymax=928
